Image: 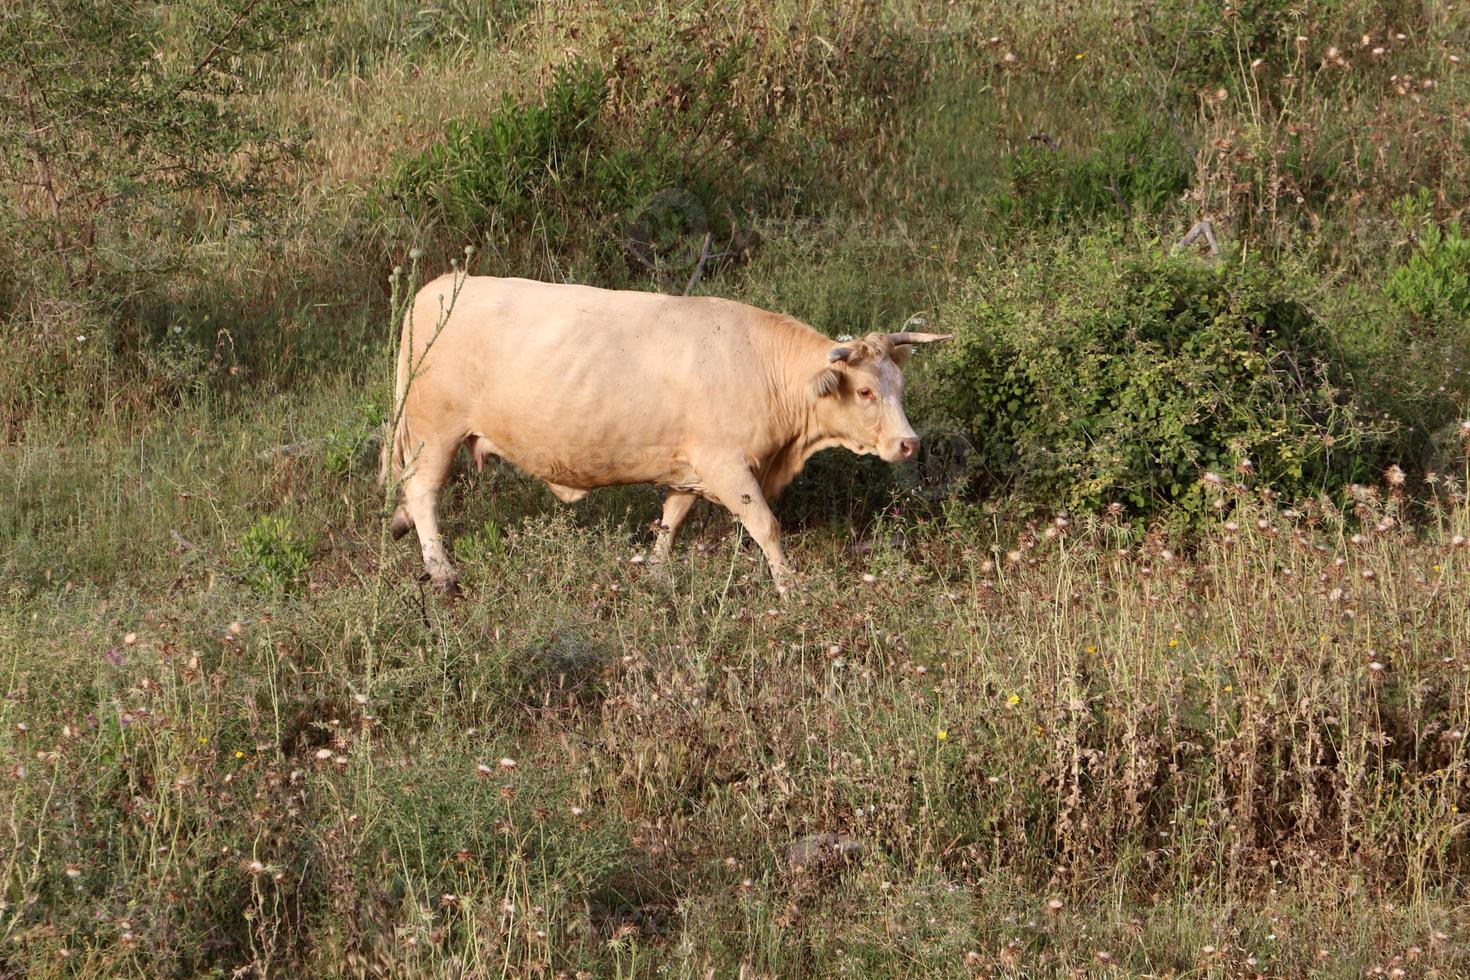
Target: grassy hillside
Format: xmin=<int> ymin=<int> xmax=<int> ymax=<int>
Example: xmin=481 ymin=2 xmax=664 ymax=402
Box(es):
xmin=3 ymin=0 xmax=1470 ymax=974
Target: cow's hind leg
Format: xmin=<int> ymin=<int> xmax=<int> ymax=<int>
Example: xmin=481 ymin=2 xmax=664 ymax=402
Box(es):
xmin=652 ymin=491 xmax=696 ymax=565
xmin=400 ymin=436 xmax=461 ymax=595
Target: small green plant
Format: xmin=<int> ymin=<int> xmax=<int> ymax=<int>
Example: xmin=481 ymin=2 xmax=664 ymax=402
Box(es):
xmin=235 ymin=515 xmax=311 ymax=595
xmin=324 ymin=393 xmax=388 ymax=475
xmin=1385 ymin=221 xmax=1470 ymax=324
xmin=455 ymin=517 xmax=503 ymax=559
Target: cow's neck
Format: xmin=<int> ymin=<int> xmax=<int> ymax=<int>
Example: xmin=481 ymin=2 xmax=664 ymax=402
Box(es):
xmin=755 ymin=319 xmax=852 ymax=494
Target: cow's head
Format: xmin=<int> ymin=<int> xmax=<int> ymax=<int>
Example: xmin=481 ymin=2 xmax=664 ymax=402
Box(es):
xmin=811 ymin=330 xmax=952 ymax=463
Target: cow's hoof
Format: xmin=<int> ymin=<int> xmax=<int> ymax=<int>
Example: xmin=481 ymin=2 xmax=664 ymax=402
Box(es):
xmin=771 ymin=567 xmax=797 ymax=597
xmin=389 ymin=507 xmax=413 ymax=540
xmin=419 ymin=572 xmax=461 ymax=598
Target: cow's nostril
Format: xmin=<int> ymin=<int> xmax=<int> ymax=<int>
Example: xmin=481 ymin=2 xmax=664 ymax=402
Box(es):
xmin=899 ymin=437 xmax=920 ymax=459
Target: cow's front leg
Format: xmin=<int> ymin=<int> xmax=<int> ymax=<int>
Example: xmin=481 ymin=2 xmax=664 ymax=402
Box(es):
xmin=701 ymin=465 xmax=794 ymax=594
xmin=652 ymin=491 xmax=696 ymax=565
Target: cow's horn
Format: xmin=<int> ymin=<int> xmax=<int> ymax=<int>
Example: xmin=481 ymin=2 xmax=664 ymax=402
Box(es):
xmin=887 ymin=331 xmax=954 ymax=347
xmin=828 ymin=346 xmax=853 ymax=363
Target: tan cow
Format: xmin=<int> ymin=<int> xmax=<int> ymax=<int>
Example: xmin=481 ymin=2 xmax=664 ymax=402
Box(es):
xmin=380 ymin=275 xmax=950 ymax=594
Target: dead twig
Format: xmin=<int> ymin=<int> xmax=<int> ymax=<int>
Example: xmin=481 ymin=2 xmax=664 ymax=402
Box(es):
xmin=1175 ymin=219 xmax=1220 ymax=256
xmin=682 ymin=231 xmax=714 ymax=296
xmin=1107 ymin=177 xmax=1132 ymax=219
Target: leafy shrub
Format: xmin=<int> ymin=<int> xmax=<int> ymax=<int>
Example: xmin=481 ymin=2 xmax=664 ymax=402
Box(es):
xmin=1345 ymin=207 xmax=1470 ymax=472
xmin=236 ymin=515 xmax=311 ymax=595
xmin=1137 ymin=0 xmax=1302 ymax=93
xmin=386 ymin=60 xmax=611 ymax=235
xmin=916 ymin=238 xmax=1389 ymax=523
xmin=0 ymin=0 xmax=312 ymax=283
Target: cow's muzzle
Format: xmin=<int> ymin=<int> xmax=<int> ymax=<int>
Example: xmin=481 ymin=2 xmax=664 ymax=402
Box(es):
xmin=882 ymin=436 xmax=920 ymax=463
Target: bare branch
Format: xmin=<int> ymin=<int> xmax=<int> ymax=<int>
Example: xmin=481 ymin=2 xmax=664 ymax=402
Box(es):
xmin=185 ymin=0 xmax=266 ymax=87
xmin=1175 ymin=219 xmax=1220 ymax=256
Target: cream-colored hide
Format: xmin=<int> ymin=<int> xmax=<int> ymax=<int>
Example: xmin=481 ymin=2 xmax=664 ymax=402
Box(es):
xmin=380 ymin=275 xmax=950 ymax=594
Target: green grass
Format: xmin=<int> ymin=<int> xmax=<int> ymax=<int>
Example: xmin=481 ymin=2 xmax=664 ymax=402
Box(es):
xmin=4 ymin=0 xmax=1470 ymax=974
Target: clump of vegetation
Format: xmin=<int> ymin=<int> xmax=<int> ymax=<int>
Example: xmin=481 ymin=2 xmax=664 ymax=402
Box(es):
xmin=992 ymin=120 xmax=1192 ymax=228
xmin=1387 ymin=219 xmax=1470 ymax=324
xmin=918 ymin=239 xmax=1388 ymax=522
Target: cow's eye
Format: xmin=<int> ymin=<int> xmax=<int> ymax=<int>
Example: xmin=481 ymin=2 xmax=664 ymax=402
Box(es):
xmin=857 ymin=387 xmax=875 ymax=400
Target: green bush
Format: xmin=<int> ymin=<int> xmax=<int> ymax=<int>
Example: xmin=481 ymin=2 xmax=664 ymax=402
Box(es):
xmin=916 ymin=238 xmax=1390 ymax=523
xmin=377 ymin=56 xmax=761 ymax=281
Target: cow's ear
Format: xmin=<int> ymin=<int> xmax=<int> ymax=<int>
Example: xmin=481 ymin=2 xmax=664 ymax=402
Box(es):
xmin=890 ymin=344 xmax=913 ymax=367
xmin=811 ymin=366 xmax=844 ymax=398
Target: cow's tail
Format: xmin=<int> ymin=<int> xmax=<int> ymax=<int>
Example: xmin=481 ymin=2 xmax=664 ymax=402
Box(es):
xmin=378 ymin=312 xmax=414 ymax=492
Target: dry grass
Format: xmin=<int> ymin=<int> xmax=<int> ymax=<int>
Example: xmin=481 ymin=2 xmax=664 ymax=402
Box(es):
xmin=2 ymin=375 xmax=1468 ymax=973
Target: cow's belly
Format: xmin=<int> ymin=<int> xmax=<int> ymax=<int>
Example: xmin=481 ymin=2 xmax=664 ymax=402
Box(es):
xmin=474 ymin=429 xmax=699 ymax=493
